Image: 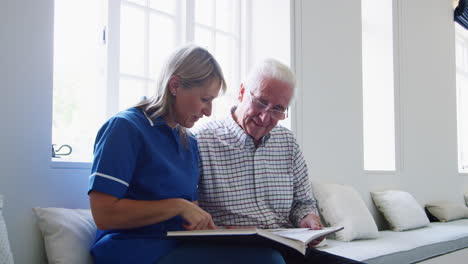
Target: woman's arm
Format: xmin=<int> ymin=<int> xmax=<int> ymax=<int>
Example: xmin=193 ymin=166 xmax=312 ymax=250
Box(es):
xmin=89 ymin=191 xmax=216 ymax=230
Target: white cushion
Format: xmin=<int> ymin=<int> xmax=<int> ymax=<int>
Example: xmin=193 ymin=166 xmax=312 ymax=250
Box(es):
xmin=313 ymin=182 xmax=379 ymax=241
xmin=371 ymin=190 xmax=429 ymax=231
xmin=425 ymin=201 xmax=468 ymax=222
xmin=33 ymin=207 xmax=96 ymax=264
xmin=0 ymin=196 xmax=14 ymax=264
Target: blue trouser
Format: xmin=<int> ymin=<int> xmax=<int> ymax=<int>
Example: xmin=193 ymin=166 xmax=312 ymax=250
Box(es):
xmin=158 ymin=243 xmax=286 ymax=264
xmin=158 ymin=243 xmax=365 ymax=264
xmin=93 ymin=235 xmax=363 ymax=264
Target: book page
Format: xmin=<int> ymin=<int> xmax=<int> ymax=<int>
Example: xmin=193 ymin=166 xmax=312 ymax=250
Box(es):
xmin=270 ymin=227 xmax=343 ymax=244
xmin=168 ymin=228 xmax=259 ymax=236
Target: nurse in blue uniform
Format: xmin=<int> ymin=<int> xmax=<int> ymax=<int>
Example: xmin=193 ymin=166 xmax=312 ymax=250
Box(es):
xmin=88 ymin=44 xmax=285 ymax=264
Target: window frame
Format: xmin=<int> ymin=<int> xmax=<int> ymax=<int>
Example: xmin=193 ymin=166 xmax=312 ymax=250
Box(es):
xmin=455 ymin=22 xmax=468 ymax=174
xmin=52 ymin=0 xmax=244 ymax=167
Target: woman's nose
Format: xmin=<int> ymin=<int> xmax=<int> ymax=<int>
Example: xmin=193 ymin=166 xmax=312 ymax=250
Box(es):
xmin=202 ymin=103 xmax=212 ymax=117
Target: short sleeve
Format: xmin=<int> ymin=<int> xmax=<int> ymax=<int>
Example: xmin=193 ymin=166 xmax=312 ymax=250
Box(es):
xmin=88 ymin=117 xmax=142 ymax=198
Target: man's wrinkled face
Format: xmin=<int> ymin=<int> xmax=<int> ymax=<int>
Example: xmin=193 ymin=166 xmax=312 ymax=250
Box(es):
xmin=234 ymin=77 xmax=293 ymax=144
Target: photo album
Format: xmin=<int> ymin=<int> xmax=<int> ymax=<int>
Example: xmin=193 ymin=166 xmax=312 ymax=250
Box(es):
xmin=167 ymin=226 xmax=344 ymax=255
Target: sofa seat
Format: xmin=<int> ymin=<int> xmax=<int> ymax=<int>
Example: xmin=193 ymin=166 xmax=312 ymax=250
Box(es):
xmin=320 ymin=219 xmax=468 ymax=264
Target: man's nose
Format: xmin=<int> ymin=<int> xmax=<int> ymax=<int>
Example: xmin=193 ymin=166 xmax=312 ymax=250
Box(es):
xmin=258 ymin=110 xmax=271 ymax=123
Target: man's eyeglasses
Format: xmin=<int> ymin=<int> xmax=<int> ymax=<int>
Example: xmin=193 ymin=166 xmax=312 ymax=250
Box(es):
xmin=248 ymin=91 xmax=288 ymax=120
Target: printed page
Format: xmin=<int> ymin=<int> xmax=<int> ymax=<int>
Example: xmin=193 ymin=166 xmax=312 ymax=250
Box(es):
xmin=167 ymin=228 xmax=259 ymax=236
xmin=270 ymin=227 xmax=343 ymax=244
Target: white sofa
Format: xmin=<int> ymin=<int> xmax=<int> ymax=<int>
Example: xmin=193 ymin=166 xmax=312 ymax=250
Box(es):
xmin=322 ymin=219 xmax=468 ymax=263
xmin=32 ymin=207 xmax=468 ymax=264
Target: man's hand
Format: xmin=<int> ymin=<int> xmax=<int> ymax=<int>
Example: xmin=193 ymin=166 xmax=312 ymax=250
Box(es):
xmin=300 ymin=213 xmax=325 ymax=247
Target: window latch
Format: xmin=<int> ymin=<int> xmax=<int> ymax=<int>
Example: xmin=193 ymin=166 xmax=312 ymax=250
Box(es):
xmin=102 ymin=26 xmax=106 ymax=44
xmin=52 ymin=144 xmax=73 ymax=158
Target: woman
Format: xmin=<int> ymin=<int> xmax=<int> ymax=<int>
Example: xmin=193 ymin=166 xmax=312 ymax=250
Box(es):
xmin=88 ymin=44 xmax=285 ymax=264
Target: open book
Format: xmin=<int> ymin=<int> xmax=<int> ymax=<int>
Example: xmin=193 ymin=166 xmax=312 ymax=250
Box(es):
xmin=167 ymin=226 xmax=343 ymax=255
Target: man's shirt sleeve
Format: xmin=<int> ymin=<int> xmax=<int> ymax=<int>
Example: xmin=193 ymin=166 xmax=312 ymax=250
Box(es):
xmin=289 ymin=137 xmax=319 ymax=227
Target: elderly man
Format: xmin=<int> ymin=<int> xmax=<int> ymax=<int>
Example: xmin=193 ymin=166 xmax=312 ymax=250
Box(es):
xmin=195 ymin=59 xmax=363 ymax=264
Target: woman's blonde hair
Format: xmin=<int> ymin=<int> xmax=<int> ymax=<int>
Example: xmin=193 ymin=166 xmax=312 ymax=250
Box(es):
xmin=136 ymin=44 xmax=226 ymax=144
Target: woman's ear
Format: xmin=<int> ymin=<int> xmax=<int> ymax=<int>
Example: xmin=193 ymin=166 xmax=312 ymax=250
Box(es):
xmin=168 ymin=76 xmax=180 ymax=96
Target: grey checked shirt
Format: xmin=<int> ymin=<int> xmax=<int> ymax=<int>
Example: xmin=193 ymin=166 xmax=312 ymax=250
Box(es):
xmin=195 ymin=112 xmax=318 ymax=228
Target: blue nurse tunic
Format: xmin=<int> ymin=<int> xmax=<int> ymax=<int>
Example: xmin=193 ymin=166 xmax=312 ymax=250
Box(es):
xmin=88 ymin=107 xmax=199 ymax=263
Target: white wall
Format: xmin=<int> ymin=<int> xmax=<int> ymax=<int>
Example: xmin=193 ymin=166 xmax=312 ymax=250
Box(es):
xmin=0 ymin=1 xmax=90 ymax=263
xmin=294 ymin=0 xmax=467 ymax=228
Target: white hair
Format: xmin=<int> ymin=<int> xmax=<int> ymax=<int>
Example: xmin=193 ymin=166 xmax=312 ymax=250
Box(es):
xmin=244 ymin=58 xmax=296 ymax=94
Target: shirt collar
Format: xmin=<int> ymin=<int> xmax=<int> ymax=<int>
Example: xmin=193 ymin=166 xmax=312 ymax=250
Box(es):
xmin=142 ymin=110 xmax=155 ymax=126
xmin=141 ymin=109 xmax=178 ymax=131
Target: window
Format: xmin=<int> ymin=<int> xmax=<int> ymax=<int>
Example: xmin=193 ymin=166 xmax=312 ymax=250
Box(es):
xmin=52 ymin=0 xmax=107 ymax=163
xmin=361 ymin=0 xmax=397 ymax=171
xmin=192 ymin=0 xmax=241 ymax=126
xmin=52 ymin=0 xmax=291 ymax=163
xmin=455 ymin=23 xmax=468 ymax=173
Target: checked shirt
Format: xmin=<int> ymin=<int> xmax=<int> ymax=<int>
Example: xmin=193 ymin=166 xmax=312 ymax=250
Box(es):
xmin=195 ymin=113 xmax=318 ymax=228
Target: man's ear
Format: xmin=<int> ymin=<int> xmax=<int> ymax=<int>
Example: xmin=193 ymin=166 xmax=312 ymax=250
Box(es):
xmin=238 ymin=84 xmax=246 ymax=102
xmin=168 ymin=76 xmax=180 ymax=96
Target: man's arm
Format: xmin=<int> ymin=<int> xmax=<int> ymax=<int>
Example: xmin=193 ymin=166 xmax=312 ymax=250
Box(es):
xmin=289 ymin=139 xmax=324 ymax=246
xmin=289 ymin=138 xmax=319 ymax=227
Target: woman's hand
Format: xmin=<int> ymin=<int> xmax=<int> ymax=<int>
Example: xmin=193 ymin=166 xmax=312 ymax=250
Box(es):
xmin=179 ymin=200 xmax=217 ymax=230
xmin=89 ymin=191 xmax=216 ymax=230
